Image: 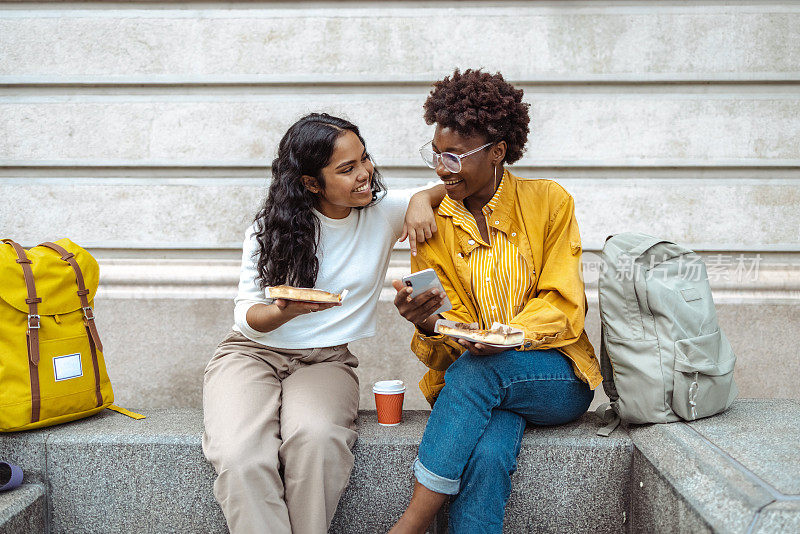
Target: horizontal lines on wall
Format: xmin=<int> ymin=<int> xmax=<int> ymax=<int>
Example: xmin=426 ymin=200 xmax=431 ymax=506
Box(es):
xmin=2 ymin=2 xmax=798 ymax=259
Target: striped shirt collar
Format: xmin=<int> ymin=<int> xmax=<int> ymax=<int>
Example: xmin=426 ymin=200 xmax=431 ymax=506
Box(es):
xmin=439 ymin=169 xmax=509 ymax=222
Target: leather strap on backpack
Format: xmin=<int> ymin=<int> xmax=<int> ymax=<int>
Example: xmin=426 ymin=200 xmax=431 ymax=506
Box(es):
xmin=2 ymin=239 xmax=42 ymax=423
xmin=39 ymin=241 xmax=104 ymax=408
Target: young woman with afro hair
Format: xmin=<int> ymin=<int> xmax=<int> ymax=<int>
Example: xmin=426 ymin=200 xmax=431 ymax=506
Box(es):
xmin=389 ymin=69 xmax=603 ymax=533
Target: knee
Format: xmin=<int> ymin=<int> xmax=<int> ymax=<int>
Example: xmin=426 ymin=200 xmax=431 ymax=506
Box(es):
xmin=545 ymin=381 xmax=594 ymax=426
xmin=220 ymin=457 xmax=268 ymax=481
xmin=550 ymin=395 xmax=592 ymax=426
xmin=210 ymin=442 xmax=276 ymax=477
xmin=282 ymin=419 xmax=354 ymax=458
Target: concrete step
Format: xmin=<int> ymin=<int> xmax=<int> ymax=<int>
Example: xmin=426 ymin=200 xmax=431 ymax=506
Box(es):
xmin=337 ymin=412 xmax=632 ymax=534
xmin=1 ymin=409 xmax=224 ymax=533
xmin=0 ymin=409 xmax=632 ymax=533
xmin=0 ymin=400 xmax=797 ymax=533
xmin=0 ymin=483 xmax=46 ymax=534
xmin=628 ymin=399 xmax=800 ymax=533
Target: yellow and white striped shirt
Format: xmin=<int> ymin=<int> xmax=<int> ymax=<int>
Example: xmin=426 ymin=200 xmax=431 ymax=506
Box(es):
xmin=438 ymin=175 xmax=533 ymax=328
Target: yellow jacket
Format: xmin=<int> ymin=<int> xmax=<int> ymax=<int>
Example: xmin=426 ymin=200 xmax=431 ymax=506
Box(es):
xmin=410 ymin=172 xmax=602 ymax=405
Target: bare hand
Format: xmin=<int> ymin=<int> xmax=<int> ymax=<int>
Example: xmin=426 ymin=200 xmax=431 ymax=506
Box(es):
xmin=457 ymin=338 xmax=508 ymax=356
xmin=399 ymin=196 xmax=438 ymax=257
xmin=391 ymin=279 xmax=443 ymax=327
xmin=274 ymin=299 xmax=338 ymax=317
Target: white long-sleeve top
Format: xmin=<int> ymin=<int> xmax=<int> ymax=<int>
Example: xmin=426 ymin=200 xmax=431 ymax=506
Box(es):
xmin=233 ymin=189 xmax=413 ymax=349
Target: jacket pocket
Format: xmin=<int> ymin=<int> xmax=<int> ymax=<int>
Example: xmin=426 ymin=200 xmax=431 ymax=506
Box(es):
xmin=672 ymin=330 xmax=737 ymax=420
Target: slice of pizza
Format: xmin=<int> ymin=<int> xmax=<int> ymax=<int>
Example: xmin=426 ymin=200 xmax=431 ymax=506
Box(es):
xmin=267 ymin=285 xmax=347 ymax=304
xmin=436 ymin=321 xmax=524 ymax=346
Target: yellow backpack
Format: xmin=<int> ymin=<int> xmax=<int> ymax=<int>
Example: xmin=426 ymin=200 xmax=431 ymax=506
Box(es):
xmin=0 ymin=239 xmax=140 ymax=431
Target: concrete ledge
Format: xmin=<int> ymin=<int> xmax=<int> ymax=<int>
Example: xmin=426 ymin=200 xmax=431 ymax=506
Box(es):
xmin=0 ymin=483 xmax=46 ymax=534
xmin=331 ymin=412 xmax=435 ymax=533
xmin=503 ymin=417 xmax=631 ymax=533
xmin=0 ymin=409 xmax=632 ymax=533
xmin=628 ymin=399 xmax=800 ymax=533
xmin=0 ymin=400 xmax=797 ymax=533
xmin=43 ymin=410 xmax=223 ymax=533
xmin=335 ymin=412 xmax=633 ymax=534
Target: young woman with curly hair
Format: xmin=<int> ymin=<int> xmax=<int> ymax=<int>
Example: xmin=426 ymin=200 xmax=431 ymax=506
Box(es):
xmin=389 ymin=70 xmax=603 ymax=533
xmin=202 ymin=113 xmax=445 ymax=534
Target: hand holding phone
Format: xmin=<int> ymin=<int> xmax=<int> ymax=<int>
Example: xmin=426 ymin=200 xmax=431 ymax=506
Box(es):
xmin=401 ymin=268 xmax=453 ymax=316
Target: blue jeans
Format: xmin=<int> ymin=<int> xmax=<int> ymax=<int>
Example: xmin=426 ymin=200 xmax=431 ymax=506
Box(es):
xmin=413 ymin=348 xmax=593 ymax=533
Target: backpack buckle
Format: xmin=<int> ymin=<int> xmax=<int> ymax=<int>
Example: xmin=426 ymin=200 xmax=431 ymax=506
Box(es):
xmin=82 ymin=306 xmax=95 ymax=321
xmin=28 ymin=314 xmax=41 ymax=329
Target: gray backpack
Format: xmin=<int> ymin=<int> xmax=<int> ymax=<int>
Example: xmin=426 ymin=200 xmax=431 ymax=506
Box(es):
xmin=596 ymin=233 xmax=738 ymax=436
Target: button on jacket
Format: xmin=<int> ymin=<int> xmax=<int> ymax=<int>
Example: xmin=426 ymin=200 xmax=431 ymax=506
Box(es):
xmin=410 ymin=171 xmax=602 ymax=405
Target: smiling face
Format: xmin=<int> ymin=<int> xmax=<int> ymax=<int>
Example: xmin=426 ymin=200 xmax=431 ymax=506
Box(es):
xmin=431 ymin=125 xmax=505 ymax=206
xmin=304 ymin=129 xmax=375 ymax=219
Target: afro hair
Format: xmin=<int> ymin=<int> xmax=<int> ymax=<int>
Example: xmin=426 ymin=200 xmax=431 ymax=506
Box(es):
xmin=423 ymin=69 xmax=530 ymax=164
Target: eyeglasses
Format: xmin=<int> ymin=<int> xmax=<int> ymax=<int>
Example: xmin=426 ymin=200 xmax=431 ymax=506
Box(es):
xmin=419 ymin=141 xmax=493 ymax=173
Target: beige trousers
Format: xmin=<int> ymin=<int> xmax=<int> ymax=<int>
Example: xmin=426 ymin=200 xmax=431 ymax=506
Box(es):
xmin=202 ymin=331 xmax=360 ymax=534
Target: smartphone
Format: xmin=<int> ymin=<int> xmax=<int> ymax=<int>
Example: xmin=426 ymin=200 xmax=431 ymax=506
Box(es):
xmin=401 ymin=268 xmax=453 ymax=316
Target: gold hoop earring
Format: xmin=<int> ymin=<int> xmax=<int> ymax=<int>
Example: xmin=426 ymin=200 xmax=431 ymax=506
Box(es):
xmin=494 ymin=164 xmax=499 ymax=191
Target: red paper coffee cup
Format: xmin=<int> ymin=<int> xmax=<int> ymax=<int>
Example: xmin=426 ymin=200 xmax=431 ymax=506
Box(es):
xmin=373 ymin=380 xmax=406 ymax=426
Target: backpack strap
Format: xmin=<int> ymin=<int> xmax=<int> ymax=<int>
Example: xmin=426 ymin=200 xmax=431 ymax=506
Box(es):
xmin=595 ymin=403 xmax=621 ymax=437
xmin=39 ymin=241 xmax=104 ymax=408
xmin=38 ymin=242 xmax=103 ymax=351
xmin=2 ymin=239 xmax=42 ymax=423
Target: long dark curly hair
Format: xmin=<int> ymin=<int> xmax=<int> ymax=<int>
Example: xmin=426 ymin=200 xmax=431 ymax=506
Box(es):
xmin=423 ymin=69 xmax=530 ymax=164
xmin=253 ymin=113 xmax=386 ymax=289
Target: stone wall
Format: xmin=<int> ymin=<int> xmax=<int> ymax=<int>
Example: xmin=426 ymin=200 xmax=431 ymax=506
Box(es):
xmin=1 ymin=1 xmax=798 ymax=410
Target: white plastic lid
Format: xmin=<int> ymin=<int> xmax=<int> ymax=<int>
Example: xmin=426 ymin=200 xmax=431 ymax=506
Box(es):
xmin=372 ymin=380 xmax=405 ymax=394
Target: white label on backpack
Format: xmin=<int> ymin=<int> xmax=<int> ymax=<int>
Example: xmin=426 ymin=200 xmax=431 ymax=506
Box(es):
xmin=53 ymin=353 xmax=83 ymax=381
xmin=681 ymin=288 xmax=702 ymax=302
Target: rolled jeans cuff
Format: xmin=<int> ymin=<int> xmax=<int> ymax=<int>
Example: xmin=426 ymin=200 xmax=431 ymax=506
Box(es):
xmin=413 ymin=457 xmax=460 ymax=495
